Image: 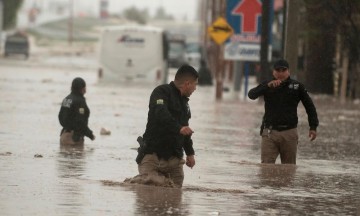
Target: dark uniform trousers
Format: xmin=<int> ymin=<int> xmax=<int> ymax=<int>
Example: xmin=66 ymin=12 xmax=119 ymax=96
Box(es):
xmin=60 ymin=131 xmax=84 ymax=145
xmin=261 ymin=128 xmax=298 ymax=164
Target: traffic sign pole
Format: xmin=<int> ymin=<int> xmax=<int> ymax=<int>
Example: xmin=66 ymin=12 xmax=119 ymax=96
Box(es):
xmin=260 ymin=0 xmax=273 ymax=82
xmin=208 ymin=16 xmax=234 ymax=100
xmin=244 ymin=62 xmax=250 ymax=100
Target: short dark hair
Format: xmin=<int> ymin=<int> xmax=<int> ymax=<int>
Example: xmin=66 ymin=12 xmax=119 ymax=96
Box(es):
xmin=175 ymin=64 xmax=198 ymax=82
xmin=71 ymin=77 xmax=86 ymax=93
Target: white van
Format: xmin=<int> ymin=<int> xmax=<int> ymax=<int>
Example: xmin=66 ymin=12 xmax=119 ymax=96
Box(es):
xmin=97 ymin=25 xmax=169 ymax=85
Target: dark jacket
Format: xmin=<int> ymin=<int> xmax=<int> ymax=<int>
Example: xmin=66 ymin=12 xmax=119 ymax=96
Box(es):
xmin=58 ymin=92 xmax=94 ymax=140
xmin=248 ymin=77 xmax=319 ymax=131
xmin=143 ymin=81 xmax=195 ymax=160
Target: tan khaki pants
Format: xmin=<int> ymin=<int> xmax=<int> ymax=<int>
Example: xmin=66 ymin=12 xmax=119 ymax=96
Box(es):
xmin=261 ymin=128 xmax=298 ymax=164
xmin=138 ymin=153 xmax=185 ymax=187
xmin=60 ymin=131 xmax=84 ymax=145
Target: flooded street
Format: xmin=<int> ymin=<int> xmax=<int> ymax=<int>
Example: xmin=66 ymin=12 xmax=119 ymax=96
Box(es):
xmin=0 ymin=58 xmax=359 ymax=215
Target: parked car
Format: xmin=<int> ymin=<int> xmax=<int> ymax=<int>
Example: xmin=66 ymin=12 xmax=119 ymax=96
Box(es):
xmin=4 ymin=31 xmax=30 ymax=59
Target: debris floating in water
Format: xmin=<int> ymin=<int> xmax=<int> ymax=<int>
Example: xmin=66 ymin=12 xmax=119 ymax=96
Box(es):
xmin=100 ymin=127 xmax=111 ymax=135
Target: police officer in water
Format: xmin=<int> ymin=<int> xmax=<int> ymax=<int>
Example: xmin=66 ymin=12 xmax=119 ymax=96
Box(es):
xmin=58 ymin=77 xmax=95 ymax=145
xmin=136 ymin=64 xmax=198 ymax=187
xmin=248 ymin=59 xmax=319 ymax=164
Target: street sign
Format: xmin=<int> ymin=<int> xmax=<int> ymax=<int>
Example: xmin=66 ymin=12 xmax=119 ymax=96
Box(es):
xmin=231 ymin=0 xmax=262 ymax=34
xmin=225 ymin=0 xmax=273 ymax=61
xmin=208 ymin=17 xmax=234 ymax=45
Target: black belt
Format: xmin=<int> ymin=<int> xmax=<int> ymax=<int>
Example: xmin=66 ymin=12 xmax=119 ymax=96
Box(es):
xmin=265 ymin=124 xmax=297 ymax=131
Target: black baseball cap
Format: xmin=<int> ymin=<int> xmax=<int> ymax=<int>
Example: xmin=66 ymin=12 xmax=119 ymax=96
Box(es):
xmin=273 ymin=59 xmax=289 ymax=70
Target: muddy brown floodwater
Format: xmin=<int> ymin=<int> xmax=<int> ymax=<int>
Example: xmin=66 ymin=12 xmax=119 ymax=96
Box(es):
xmin=0 ymin=64 xmax=359 ymax=215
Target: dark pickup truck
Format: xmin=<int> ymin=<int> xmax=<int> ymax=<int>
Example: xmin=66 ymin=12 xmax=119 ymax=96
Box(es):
xmin=4 ymin=32 xmax=30 ymax=59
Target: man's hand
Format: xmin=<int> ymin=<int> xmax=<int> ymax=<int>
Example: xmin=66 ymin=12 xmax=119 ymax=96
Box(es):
xmin=180 ymin=126 xmax=194 ymax=136
xmin=309 ymin=130 xmax=316 ymax=141
xmin=91 ymin=135 xmax=96 ymax=141
xmin=268 ymin=80 xmax=282 ymax=88
xmin=186 ymin=155 xmax=195 ymax=168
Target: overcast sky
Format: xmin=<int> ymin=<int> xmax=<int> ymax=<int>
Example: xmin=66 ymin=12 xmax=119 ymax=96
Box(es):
xmin=75 ymin=0 xmax=199 ymax=21
xmin=108 ymin=0 xmax=199 ymax=20
xmin=20 ymin=0 xmax=199 ymax=21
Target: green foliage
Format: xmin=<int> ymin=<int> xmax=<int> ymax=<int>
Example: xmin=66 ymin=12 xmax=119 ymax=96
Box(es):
xmin=2 ymin=0 xmax=23 ymax=30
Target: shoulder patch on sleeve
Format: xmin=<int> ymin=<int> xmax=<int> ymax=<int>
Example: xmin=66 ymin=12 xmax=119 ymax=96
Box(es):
xmin=62 ymin=99 xmax=72 ymax=108
xmin=156 ymin=99 xmax=164 ymax=105
xmin=79 ymin=108 xmax=85 ymax=114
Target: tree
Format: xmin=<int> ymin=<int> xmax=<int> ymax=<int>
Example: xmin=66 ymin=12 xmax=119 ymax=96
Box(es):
xmin=329 ymin=1 xmax=360 ymax=99
xmin=303 ymin=0 xmax=336 ymax=94
xmin=2 ymin=0 xmax=23 ymax=30
xmin=154 ymin=6 xmax=174 ymax=20
xmin=302 ymin=0 xmax=360 ymax=97
xmin=123 ymin=6 xmax=149 ymax=24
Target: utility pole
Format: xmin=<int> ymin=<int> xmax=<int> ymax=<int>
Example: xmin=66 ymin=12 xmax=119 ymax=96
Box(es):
xmin=68 ymin=0 xmax=74 ymax=46
xmin=259 ymin=0 xmax=271 ymax=82
xmin=201 ymin=0 xmax=227 ymax=100
xmin=0 ymin=0 xmax=3 ymax=53
xmin=283 ymin=0 xmax=299 ymax=78
xmin=215 ymin=0 xmax=226 ymax=100
xmin=212 ymin=0 xmax=226 ymax=100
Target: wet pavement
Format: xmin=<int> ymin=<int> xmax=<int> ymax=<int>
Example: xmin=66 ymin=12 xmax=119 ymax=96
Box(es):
xmin=0 ymin=58 xmax=359 ymax=215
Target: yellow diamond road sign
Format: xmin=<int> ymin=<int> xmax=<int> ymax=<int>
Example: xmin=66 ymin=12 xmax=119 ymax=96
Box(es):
xmin=208 ymin=17 xmax=234 ymax=45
